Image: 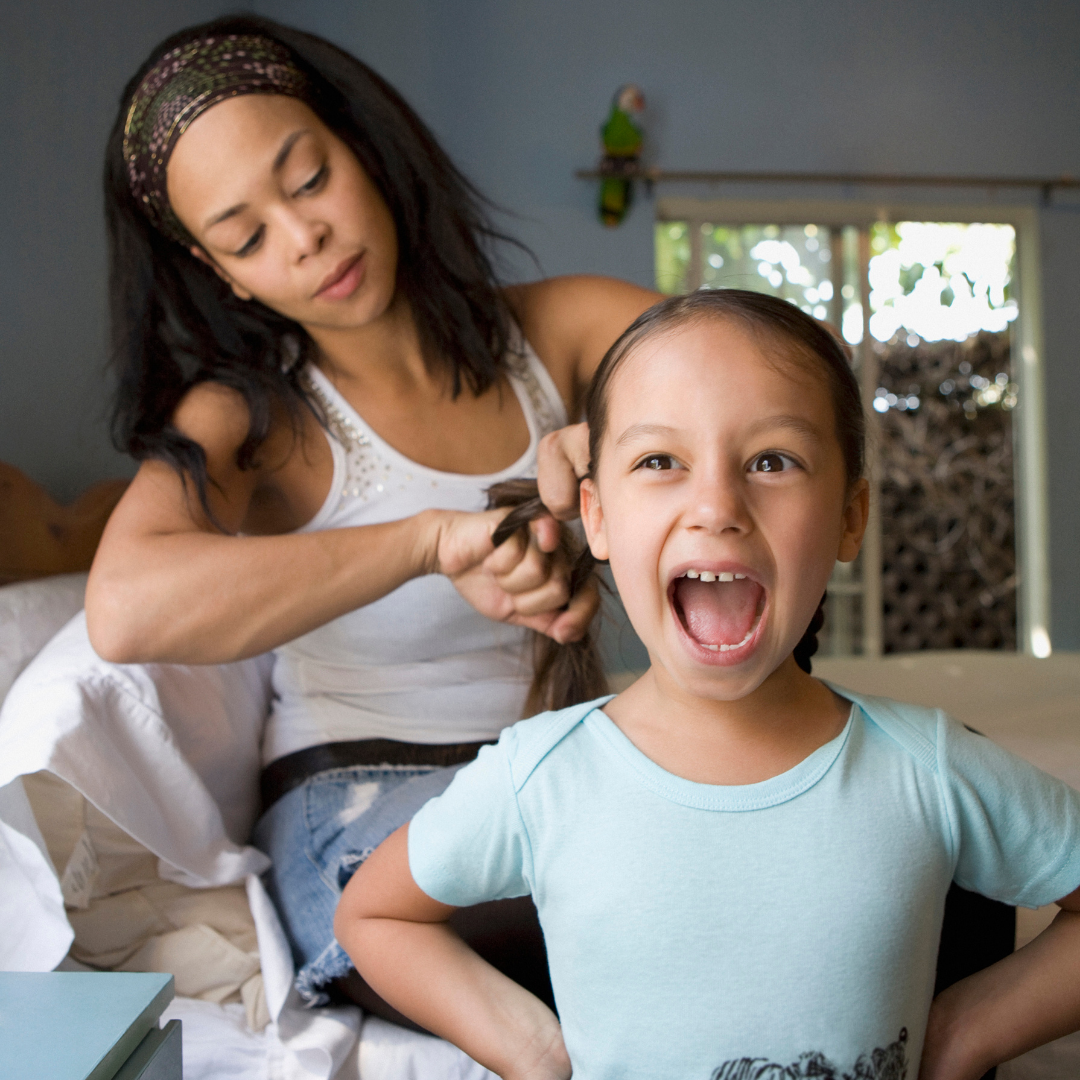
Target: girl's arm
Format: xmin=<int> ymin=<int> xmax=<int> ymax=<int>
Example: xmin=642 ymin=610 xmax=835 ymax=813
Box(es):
xmin=920 ymin=885 xmax=1080 ymax=1080
xmin=506 ymin=275 xmax=661 ymax=520
xmin=335 ymin=825 xmax=571 ymax=1080
xmin=86 ymin=384 xmax=593 ymax=664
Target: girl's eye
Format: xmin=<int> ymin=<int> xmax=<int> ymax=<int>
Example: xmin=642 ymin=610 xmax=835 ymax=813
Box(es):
xmin=749 ymin=452 xmax=798 ymax=474
xmin=296 ymin=164 xmax=328 ymax=196
xmin=636 ymin=453 xmax=680 ymax=472
xmin=234 ymin=225 xmax=265 ymax=258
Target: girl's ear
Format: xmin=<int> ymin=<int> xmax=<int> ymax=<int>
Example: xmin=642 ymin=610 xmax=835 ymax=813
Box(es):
xmin=837 ymin=477 xmax=870 ymax=562
xmin=188 ymin=245 xmax=253 ymax=301
xmin=579 ymin=478 xmax=610 ymax=562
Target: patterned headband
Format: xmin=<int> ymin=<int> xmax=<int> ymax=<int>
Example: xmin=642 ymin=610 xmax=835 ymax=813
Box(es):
xmin=123 ymin=33 xmax=313 ymax=243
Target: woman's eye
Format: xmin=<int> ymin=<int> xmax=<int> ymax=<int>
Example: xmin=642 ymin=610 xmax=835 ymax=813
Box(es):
xmin=296 ymin=164 xmax=328 ymax=195
xmin=234 ymin=225 xmax=264 ymax=258
xmin=636 ymin=454 xmax=679 ymax=472
xmin=749 ymin=452 xmax=797 ymax=474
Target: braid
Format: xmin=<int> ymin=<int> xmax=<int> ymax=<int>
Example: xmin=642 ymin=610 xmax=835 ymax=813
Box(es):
xmin=793 ymin=593 xmax=827 ymax=674
xmin=487 ymin=479 xmax=608 ymax=714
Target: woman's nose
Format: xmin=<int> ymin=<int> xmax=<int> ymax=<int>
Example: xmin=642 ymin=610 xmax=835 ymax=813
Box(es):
xmin=278 ymin=206 xmax=329 ymax=261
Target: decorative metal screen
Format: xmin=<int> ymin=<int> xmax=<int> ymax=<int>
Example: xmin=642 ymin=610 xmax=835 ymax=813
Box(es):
xmin=875 ymin=330 xmax=1017 ymax=651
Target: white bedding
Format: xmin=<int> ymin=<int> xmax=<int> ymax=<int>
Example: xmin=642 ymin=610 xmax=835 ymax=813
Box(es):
xmin=0 ymin=577 xmax=495 ymax=1080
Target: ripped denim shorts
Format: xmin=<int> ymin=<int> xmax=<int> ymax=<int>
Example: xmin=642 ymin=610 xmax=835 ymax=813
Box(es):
xmin=252 ymin=763 xmax=463 ymax=1006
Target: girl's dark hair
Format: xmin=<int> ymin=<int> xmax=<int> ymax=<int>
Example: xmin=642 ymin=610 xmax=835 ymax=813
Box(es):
xmin=583 ymin=289 xmax=867 ymax=675
xmin=105 ymin=14 xmax=523 ymax=522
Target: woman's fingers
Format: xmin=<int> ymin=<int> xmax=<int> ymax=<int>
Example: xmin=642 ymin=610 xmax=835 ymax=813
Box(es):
xmin=439 ymin=507 xmax=599 ymax=643
xmin=486 ymin=532 xmax=570 ymax=612
xmin=511 ymin=580 xmax=601 ymax=644
xmin=536 ymin=424 xmax=589 ymax=522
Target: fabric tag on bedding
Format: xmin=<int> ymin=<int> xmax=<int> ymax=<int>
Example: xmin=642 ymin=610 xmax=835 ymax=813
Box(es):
xmin=60 ymin=831 xmax=99 ymax=910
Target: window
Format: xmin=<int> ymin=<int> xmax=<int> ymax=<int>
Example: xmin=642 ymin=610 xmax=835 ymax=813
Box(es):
xmin=655 ymin=200 xmax=1047 ymax=657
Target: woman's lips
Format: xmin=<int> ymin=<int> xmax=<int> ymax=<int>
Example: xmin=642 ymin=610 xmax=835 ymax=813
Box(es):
xmin=314 ymin=253 xmax=365 ymax=300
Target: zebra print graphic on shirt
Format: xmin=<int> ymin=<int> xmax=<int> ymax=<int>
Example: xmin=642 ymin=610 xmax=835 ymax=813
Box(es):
xmin=711 ymin=1026 xmax=908 ymax=1080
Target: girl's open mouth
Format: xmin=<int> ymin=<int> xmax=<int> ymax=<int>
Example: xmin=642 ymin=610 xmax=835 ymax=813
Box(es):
xmin=670 ymin=568 xmax=767 ymax=660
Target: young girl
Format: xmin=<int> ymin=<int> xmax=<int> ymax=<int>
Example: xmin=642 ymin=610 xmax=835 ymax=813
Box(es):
xmin=335 ymin=290 xmax=1080 ymax=1079
xmin=87 ymin=14 xmax=654 ymax=1014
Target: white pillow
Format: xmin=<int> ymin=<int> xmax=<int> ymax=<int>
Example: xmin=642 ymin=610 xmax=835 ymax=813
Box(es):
xmin=0 ymin=574 xmax=89 ymax=703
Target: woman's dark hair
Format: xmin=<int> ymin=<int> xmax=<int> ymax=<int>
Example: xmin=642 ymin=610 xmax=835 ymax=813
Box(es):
xmin=105 ymin=14 xmax=524 ymax=522
xmin=583 ymin=289 xmax=867 ymax=675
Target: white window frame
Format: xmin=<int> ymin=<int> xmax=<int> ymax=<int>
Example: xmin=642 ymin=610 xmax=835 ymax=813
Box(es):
xmin=657 ymin=197 xmax=1048 ymax=657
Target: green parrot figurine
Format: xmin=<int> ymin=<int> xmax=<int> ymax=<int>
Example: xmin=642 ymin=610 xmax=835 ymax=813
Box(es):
xmin=599 ymin=84 xmax=645 ymax=227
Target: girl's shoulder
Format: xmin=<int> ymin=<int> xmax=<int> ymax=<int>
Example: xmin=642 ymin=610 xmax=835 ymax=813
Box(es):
xmin=495 ymin=694 xmax=617 ymax=791
xmin=825 ymin=683 xmax=946 ymax=771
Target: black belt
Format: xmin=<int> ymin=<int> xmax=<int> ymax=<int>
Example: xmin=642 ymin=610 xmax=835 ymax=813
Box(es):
xmin=260 ymin=737 xmax=495 ymax=812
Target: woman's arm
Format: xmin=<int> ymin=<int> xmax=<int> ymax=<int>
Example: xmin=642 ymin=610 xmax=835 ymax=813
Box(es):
xmin=506 ymin=275 xmax=661 ymax=519
xmin=335 ymin=826 xmax=570 ymax=1080
xmin=86 ymin=384 xmax=592 ymax=663
xmin=920 ymin=885 xmax=1080 ymax=1079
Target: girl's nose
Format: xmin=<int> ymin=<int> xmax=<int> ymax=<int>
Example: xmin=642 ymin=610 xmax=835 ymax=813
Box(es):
xmin=685 ymin=469 xmax=752 ymax=536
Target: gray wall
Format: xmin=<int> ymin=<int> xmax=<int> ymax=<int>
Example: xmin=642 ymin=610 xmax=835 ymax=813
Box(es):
xmin=3 ymin=0 xmax=1078 ymax=647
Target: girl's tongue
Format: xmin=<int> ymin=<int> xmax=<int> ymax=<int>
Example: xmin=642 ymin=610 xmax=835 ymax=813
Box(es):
xmin=673 ymin=576 xmax=764 ymax=648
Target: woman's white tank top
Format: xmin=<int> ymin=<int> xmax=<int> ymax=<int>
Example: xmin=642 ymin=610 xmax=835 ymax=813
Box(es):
xmin=262 ymin=339 xmax=568 ymax=765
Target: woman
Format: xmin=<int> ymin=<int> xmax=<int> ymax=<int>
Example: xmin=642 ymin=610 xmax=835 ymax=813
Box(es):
xmin=86 ymin=14 xmax=657 ymax=1019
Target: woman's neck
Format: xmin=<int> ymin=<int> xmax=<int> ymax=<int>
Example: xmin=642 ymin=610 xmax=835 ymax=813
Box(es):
xmin=306 ymin=293 xmax=442 ymax=397
xmin=605 ymin=657 xmax=850 ymax=786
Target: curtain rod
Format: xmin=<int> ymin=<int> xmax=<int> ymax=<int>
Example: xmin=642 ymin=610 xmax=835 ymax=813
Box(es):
xmin=575 ymin=168 xmax=1079 ymax=202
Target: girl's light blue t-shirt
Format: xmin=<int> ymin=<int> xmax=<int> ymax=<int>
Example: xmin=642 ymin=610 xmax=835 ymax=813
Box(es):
xmin=408 ymin=688 xmax=1080 ymax=1080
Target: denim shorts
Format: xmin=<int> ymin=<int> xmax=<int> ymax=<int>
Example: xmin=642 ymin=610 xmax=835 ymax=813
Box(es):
xmin=252 ymin=762 xmax=462 ymax=1006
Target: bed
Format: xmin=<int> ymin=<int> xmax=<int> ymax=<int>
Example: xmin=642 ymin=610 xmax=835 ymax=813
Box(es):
xmin=1 ymin=462 xmax=1078 ymax=1079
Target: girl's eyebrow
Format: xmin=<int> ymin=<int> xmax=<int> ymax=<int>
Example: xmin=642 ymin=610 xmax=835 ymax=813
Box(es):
xmin=615 ymin=416 xmax=821 ymax=446
xmin=614 ymin=422 xmax=679 ymax=446
xmin=203 ymin=129 xmax=312 ymax=230
xmin=746 ymin=414 xmax=823 ymax=441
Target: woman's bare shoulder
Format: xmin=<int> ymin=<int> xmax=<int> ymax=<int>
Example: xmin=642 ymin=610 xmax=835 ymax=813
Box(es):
xmin=504 ymin=276 xmax=661 ymax=392
xmin=170 ymin=381 xmax=255 ymax=459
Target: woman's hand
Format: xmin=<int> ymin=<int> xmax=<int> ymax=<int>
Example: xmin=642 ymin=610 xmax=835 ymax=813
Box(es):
xmin=537 ymin=424 xmax=590 ymax=522
xmin=427 ymin=507 xmax=599 ymax=645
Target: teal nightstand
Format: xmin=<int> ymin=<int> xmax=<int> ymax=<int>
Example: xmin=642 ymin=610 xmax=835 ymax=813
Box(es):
xmin=0 ymin=972 xmax=179 ymax=1080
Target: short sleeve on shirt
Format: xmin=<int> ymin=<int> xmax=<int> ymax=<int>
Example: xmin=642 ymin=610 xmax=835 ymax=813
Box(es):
xmin=940 ymin=715 xmax=1080 ymax=908
xmin=408 ymin=739 xmax=531 ymax=908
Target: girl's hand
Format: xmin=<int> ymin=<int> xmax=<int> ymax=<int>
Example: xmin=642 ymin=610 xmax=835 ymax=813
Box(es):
xmin=426 ymin=507 xmax=599 ymax=645
xmin=537 ymin=424 xmax=590 ymax=522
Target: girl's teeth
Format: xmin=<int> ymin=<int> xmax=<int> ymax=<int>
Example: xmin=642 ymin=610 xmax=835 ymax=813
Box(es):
xmin=681 ymin=569 xmax=749 ymax=581
xmin=706 ymin=627 xmax=755 ymax=654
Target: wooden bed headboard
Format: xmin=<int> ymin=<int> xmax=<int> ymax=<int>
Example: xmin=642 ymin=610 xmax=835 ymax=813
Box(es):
xmin=0 ymin=462 xmax=129 ymax=586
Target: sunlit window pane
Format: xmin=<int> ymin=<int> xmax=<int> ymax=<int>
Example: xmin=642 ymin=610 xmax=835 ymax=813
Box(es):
xmin=867 ymin=222 xmax=1017 ymax=344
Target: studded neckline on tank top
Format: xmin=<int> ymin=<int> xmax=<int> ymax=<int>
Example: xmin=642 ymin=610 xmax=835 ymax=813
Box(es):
xmin=300 ymin=347 xmax=560 ymax=505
